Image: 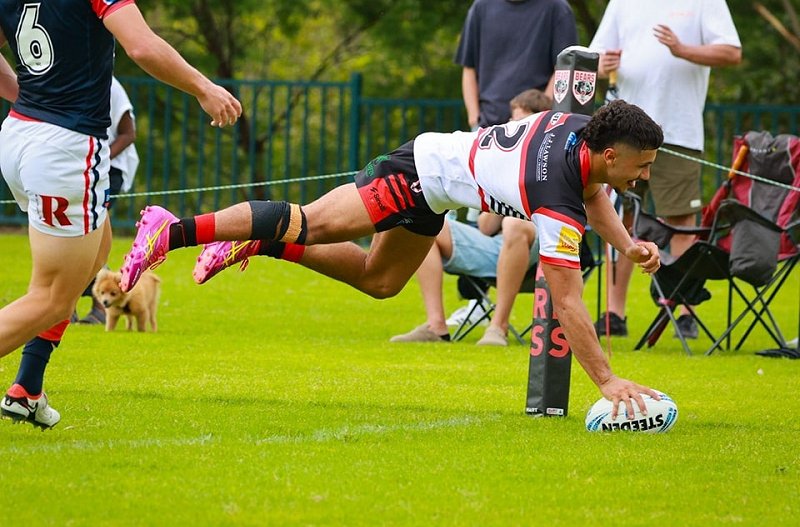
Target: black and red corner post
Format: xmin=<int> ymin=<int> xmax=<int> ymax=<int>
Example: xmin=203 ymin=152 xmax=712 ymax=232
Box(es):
xmin=525 ymin=46 xmax=598 ymax=418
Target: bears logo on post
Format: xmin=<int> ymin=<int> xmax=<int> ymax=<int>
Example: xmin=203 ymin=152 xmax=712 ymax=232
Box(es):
xmin=572 ymin=71 xmax=596 ymax=106
xmin=553 ymin=69 xmax=570 ymax=105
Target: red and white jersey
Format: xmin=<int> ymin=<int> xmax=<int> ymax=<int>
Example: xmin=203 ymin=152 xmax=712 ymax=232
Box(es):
xmin=414 ymin=111 xmax=591 ymax=268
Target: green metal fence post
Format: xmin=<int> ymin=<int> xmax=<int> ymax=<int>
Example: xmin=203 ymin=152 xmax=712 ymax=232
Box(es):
xmin=349 ymin=73 xmax=363 ymax=171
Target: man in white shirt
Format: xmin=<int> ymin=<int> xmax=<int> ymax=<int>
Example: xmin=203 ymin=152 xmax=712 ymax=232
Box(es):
xmin=589 ymin=0 xmax=742 ymax=338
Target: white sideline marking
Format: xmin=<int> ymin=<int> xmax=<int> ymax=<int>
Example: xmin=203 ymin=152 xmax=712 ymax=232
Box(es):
xmin=0 ymin=415 xmax=493 ymax=455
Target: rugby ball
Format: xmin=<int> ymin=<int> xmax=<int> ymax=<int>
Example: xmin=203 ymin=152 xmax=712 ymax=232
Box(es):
xmin=585 ymin=391 xmax=678 ymax=433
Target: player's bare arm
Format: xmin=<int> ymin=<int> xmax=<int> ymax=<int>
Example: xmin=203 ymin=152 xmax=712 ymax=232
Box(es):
xmin=0 ymin=29 xmax=18 ymax=103
xmin=103 ymin=4 xmax=242 ymax=128
xmin=541 ymin=262 xmax=660 ymax=417
xmin=583 ymin=186 xmax=660 ymax=274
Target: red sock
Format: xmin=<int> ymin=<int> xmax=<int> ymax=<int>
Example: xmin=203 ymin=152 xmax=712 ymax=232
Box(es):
xmin=281 ymin=243 xmax=306 ymax=263
xmin=195 ymin=213 xmax=216 ymax=244
xmin=260 ymin=241 xmax=306 ymax=263
xmin=39 ymin=319 xmax=69 ymax=341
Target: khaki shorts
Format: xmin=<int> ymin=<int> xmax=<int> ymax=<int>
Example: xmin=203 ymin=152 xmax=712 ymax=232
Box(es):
xmin=630 ymin=144 xmax=702 ymax=217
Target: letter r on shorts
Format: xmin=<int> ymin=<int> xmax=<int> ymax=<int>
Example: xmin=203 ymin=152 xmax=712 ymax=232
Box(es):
xmin=40 ymin=195 xmax=72 ymax=227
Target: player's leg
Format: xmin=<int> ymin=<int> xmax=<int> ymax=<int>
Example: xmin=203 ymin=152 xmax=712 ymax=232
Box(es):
xmin=0 ymin=120 xmax=111 ymax=359
xmin=121 ymin=181 xmax=378 ymax=291
xmin=0 ymin=224 xmax=108 ymax=358
xmin=0 ymin=119 xmax=111 ymax=428
xmin=1 ymin=223 xmax=108 ymax=429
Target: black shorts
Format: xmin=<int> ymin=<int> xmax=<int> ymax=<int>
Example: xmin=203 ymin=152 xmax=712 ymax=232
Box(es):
xmin=354 ymin=140 xmax=444 ymax=237
xmin=107 ymin=166 xmax=124 ymax=209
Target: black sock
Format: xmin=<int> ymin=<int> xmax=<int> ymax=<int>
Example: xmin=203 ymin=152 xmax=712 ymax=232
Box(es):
xmin=169 ymin=218 xmax=197 ymax=250
xmin=259 ymin=240 xmax=285 ymax=258
xmin=14 ymin=337 xmax=57 ymax=395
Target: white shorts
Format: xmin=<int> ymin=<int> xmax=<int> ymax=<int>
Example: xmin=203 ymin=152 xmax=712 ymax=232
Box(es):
xmin=0 ymin=116 xmax=110 ymax=237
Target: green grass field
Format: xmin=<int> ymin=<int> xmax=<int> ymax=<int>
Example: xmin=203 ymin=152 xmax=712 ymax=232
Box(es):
xmin=0 ymin=232 xmax=798 ymax=526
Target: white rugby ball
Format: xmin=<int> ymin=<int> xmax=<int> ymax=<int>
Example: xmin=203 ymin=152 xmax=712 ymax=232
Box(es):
xmin=585 ymin=390 xmax=678 ymax=433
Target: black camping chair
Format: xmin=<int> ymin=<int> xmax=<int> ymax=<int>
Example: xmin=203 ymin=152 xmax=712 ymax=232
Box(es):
xmin=630 ymin=186 xmax=799 ymax=355
xmin=451 ymin=234 xmax=602 ymax=344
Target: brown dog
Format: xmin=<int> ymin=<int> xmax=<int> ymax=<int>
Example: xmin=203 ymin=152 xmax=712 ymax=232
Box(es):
xmin=92 ymin=268 xmax=161 ymax=332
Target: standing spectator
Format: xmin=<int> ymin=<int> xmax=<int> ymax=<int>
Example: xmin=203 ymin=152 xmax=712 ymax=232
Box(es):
xmin=589 ymin=0 xmax=741 ymax=338
xmin=78 ymin=76 xmax=141 ymax=324
xmin=455 ymin=0 xmax=577 ymax=130
xmin=0 ymin=0 xmax=241 ymax=429
xmin=107 ymin=76 xmax=140 ymax=208
xmin=449 ymin=0 xmax=576 ymax=326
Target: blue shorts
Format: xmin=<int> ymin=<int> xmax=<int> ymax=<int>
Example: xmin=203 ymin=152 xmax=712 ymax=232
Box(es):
xmin=442 ymin=218 xmax=539 ymax=278
xmin=442 ymin=219 xmax=502 ymax=277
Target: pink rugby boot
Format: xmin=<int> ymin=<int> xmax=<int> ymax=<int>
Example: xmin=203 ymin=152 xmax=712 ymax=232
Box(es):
xmin=193 ymin=240 xmax=262 ymax=285
xmin=120 ymin=206 xmax=178 ymax=292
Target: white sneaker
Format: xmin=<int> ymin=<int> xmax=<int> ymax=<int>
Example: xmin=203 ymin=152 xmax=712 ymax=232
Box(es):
xmin=446 ymin=299 xmax=489 ymax=327
xmin=1 ymin=384 xmax=61 ymax=429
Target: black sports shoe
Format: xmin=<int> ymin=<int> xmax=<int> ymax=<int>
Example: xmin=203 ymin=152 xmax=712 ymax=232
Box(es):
xmin=674 ymin=314 xmax=699 ymax=340
xmin=594 ymin=312 xmax=628 ymax=337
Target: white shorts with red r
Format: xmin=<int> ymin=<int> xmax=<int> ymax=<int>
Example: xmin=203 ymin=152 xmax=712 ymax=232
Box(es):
xmin=0 ymin=116 xmax=110 ymax=237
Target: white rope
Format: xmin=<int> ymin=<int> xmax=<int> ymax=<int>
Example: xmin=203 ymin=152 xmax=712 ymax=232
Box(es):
xmin=0 ymin=169 xmax=358 ymax=205
xmin=2 ymin=146 xmax=799 ymax=207
xmin=659 ymin=146 xmax=800 ymax=193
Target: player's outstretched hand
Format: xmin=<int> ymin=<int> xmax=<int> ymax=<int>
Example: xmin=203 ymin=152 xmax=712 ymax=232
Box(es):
xmin=624 ymin=241 xmax=660 ymax=274
xmin=598 ymin=375 xmax=661 ymax=419
xmin=199 ymin=83 xmax=242 ymax=128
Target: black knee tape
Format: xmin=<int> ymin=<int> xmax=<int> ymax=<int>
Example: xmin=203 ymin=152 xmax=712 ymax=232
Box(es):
xmin=249 ymin=200 xmax=288 ymax=241
xmin=249 ymin=200 xmax=307 ymax=244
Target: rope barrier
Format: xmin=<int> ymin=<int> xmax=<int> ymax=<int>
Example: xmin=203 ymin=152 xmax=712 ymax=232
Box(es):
xmin=1 ymin=145 xmax=798 ymax=207
xmin=0 ymin=170 xmax=358 ymax=205
xmin=659 ymin=146 xmax=800 ymax=193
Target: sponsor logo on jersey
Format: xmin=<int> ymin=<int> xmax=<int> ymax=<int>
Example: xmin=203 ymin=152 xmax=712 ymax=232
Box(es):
xmin=555 ymin=226 xmax=580 ymax=256
xmin=544 ymin=112 xmax=568 ymax=133
xmin=572 ymin=71 xmax=596 ymax=105
xmin=536 ymin=133 xmax=555 ymax=182
xmin=553 ymin=69 xmax=570 ymax=104
xmin=364 ymin=154 xmax=390 ymax=179
xmin=564 ymin=131 xmax=577 ymax=151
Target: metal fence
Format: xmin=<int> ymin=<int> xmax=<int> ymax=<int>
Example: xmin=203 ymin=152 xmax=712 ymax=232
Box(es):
xmin=1 ymin=75 xmax=798 ymax=228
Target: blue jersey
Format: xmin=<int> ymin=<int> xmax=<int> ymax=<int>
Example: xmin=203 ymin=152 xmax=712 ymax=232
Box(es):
xmin=0 ymin=0 xmax=133 ymax=137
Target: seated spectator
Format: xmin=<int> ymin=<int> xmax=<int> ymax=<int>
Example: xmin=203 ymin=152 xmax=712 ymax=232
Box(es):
xmin=389 ymin=214 xmax=537 ymax=346
xmin=391 ymin=89 xmax=549 ymax=346
xmin=509 ymin=88 xmax=552 ymax=120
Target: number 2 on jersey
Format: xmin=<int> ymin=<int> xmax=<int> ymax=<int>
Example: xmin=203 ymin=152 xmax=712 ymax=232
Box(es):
xmin=16 ymin=3 xmax=54 ymax=75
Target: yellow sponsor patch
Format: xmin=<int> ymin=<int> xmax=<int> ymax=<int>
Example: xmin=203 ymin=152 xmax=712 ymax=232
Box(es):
xmin=555 ymin=227 xmax=580 ymax=256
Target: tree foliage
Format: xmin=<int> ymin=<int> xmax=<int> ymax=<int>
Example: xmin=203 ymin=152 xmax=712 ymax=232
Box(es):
xmin=120 ymin=1 xmax=798 ymax=105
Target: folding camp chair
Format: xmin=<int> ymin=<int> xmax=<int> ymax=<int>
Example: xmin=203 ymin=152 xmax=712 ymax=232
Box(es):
xmin=702 ymin=132 xmax=800 ymax=355
xmin=451 ymin=267 xmax=537 ymax=344
xmin=633 ymin=131 xmax=800 ymax=355
xmin=451 ymin=234 xmax=602 ymax=343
